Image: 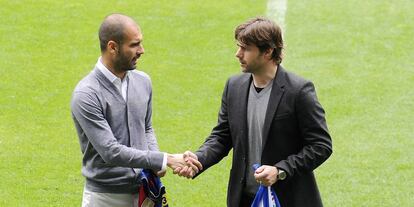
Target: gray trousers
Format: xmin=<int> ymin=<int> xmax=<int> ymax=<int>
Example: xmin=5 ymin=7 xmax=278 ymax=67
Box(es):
xmin=82 ymin=187 xmax=139 ymax=207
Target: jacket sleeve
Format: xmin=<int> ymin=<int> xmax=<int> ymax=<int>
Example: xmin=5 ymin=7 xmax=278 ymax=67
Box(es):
xmin=71 ymin=91 xmax=164 ymax=171
xmin=195 ymin=79 xmax=233 ymax=174
xmin=275 ymin=82 xmax=332 ymax=178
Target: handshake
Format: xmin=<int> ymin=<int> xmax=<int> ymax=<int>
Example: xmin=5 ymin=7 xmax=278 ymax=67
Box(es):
xmin=165 ymin=151 xmax=202 ymax=178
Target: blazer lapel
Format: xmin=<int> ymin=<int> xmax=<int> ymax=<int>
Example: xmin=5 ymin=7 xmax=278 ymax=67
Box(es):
xmin=236 ymin=74 xmax=252 ymax=155
xmin=262 ymin=66 xmax=286 ymax=149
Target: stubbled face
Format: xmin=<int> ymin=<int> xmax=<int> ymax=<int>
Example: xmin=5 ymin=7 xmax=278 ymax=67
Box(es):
xmin=114 ymin=25 xmax=145 ymax=71
xmin=235 ymin=42 xmax=265 ymax=74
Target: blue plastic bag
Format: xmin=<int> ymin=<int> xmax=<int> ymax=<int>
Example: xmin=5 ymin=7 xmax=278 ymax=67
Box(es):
xmin=251 ymin=164 xmax=281 ymax=207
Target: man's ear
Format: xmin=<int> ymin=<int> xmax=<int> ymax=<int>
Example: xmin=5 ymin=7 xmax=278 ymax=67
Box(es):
xmin=264 ymin=48 xmax=274 ymax=60
xmin=107 ymin=40 xmax=119 ymax=55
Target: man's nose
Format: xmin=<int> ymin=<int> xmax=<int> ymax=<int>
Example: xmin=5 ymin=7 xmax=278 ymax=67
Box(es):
xmin=235 ymin=48 xmax=242 ymax=58
xmin=138 ymin=45 xmax=144 ymax=54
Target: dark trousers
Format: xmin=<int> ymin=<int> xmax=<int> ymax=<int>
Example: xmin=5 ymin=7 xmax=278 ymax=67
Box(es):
xmin=240 ymin=193 xmax=255 ymax=207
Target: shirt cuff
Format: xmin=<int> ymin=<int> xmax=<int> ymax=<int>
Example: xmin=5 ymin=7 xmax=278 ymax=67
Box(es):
xmin=161 ymin=153 xmax=167 ymax=171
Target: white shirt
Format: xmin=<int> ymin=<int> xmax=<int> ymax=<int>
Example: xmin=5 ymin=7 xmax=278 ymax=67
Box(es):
xmin=95 ymin=57 xmax=167 ymax=172
xmin=96 ymin=57 xmax=128 ymax=101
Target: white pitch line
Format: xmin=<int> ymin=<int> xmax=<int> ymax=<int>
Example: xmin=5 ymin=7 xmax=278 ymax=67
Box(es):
xmin=267 ymin=0 xmax=287 ymax=33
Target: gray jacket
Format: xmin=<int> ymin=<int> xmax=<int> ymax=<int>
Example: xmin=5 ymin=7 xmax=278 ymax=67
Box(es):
xmin=71 ymin=67 xmax=164 ymax=193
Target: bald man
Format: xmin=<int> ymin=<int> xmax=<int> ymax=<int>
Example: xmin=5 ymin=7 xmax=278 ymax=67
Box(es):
xmin=71 ymin=14 xmax=201 ymax=206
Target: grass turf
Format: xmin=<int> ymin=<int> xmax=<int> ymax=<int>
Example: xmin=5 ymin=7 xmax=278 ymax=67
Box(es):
xmin=0 ymin=0 xmax=412 ymax=206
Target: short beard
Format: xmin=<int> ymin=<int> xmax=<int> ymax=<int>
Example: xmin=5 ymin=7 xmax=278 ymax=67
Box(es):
xmin=242 ymin=54 xmax=264 ymax=74
xmin=114 ymin=50 xmax=135 ymax=72
xmin=242 ymin=64 xmax=257 ymax=74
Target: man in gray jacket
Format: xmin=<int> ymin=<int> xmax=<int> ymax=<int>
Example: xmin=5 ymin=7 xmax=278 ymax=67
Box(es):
xmin=71 ymin=14 xmax=201 ymax=206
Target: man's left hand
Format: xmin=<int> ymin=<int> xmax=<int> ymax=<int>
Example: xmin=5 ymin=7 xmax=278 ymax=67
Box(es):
xmin=254 ymin=165 xmax=278 ymax=186
xmin=156 ymin=169 xmax=166 ymax=177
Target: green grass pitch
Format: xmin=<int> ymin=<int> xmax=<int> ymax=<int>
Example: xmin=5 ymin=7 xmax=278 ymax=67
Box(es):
xmin=0 ymin=0 xmax=412 ymax=206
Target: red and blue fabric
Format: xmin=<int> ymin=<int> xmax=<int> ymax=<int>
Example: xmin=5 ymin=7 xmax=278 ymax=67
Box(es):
xmin=138 ymin=169 xmax=168 ymax=207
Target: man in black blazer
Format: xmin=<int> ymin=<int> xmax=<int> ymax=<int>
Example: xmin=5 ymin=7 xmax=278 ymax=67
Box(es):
xmin=177 ymin=17 xmax=332 ymax=207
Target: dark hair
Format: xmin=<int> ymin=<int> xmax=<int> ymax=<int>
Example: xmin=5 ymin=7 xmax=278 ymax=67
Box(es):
xmin=98 ymin=14 xmax=127 ymax=52
xmin=235 ymin=17 xmax=284 ymax=64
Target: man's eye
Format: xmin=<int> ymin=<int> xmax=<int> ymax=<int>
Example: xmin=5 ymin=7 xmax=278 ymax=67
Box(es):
xmin=132 ymin=42 xmax=141 ymax=47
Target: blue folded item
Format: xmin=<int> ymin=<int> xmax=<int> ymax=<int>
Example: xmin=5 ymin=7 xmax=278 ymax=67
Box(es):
xmin=251 ymin=164 xmax=281 ymax=207
xmin=138 ymin=169 xmax=168 ymax=207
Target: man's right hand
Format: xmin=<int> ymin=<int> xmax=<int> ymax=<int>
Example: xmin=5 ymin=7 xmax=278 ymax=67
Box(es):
xmin=173 ymin=151 xmax=202 ymax=178
xmin=167 ymin=153 xmax=202 ymax=178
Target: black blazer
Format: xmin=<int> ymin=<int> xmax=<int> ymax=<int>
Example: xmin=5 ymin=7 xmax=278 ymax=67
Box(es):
xmin=195 ymin=66 xmax=333 ymax=207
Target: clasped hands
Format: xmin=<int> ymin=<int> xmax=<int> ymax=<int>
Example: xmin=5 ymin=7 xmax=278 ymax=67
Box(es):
xmin=166 ymin=152 xmax=279 ymax=186
xmin=166 ymin=151 xmax=202 ymax=178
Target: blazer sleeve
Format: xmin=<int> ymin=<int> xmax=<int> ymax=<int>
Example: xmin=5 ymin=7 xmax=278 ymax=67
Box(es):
xmin=275 ymin=81 xmax=332 ymax=178
xmin=195 ymin=79 xmax=233 ymax=173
